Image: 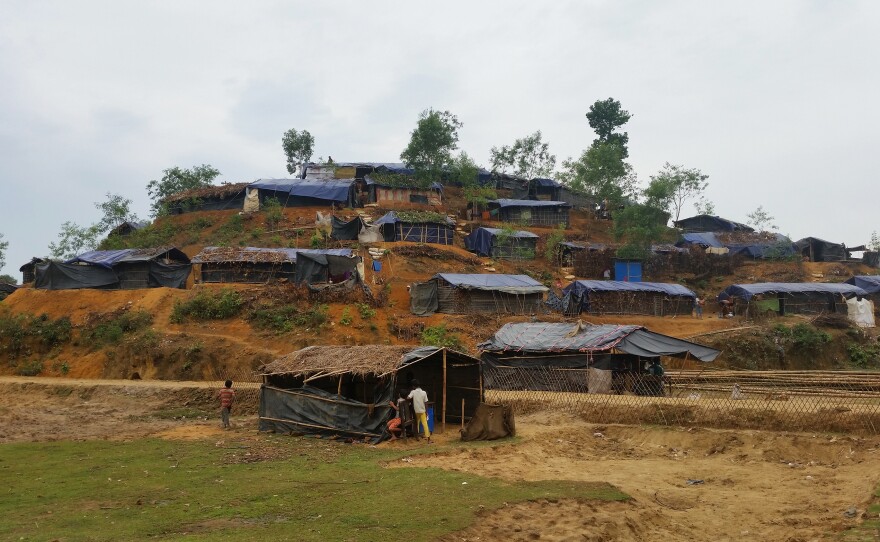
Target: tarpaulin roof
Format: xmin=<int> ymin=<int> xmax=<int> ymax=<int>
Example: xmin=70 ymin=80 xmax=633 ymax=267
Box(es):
xmin=479 ymin=322 xmax=719 ymax=361
xmin=794 ymin=237 xmax=847 ymax=261
xmin=464 ymin=227 xmax=539 ymax=257
xmin=363 ymin=175 xmax=443 ymax=192
xmin=249 ymin=178 xmax=354 ymax=202
xmin=474 ymin=227 xmax=538 ymax=238
xmin=559 ymin=242 xmax=605 ymax=251
xmin=721 ymin=282 xmax=868 ymax=301
xmin=435 ymin=273 xmax=548 ymax=294
xmin=679 ymin=232 xmax=724 ymax=248
xmin=490 ymin=198 xmax=571 ymax=208
xmin=192 ymin=246 xmax=353 ymax=264
xmin=677 ymin=232 xmax=795 ymax=258
xmin=846 ymin=276 xmax=880 ymax=294
xmin=530 ymin=178 xmax=561 ymax=187
xmin=673 ymin=215 xmax=754 ymax=232
xmin=372 ymin=211 xmax=455 ymax=226
xmin=564 ymin=280 xmax=696 ymax=298
xmin=66 ymin=247 xmax=189 ymax=268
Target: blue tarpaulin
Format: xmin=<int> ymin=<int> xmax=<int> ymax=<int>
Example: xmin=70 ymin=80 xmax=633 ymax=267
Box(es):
xmin=67 ymin=247 xmax=190 ymax=269
xmin=564 ymin=280 xmax=696 ymax=298
xmin=720 ymin=282 xmax=868 ymax=301
xmin=530 ymin=178 xmax=561 ymax=187
xmin=846 ymin=276 xmax=880 ymax=294
xmin=371 ymin=212 xmax=455 ymax=244
xmin=435 ymin=273 xmax=548 ymax=294
xmin=249 ymin=178 xmax=355 ymax=204
xmin=677 ymin=232 xmax=795 ymax=258
xmin=673 ymin=215 xmax=754 ymax=233
xmin=464 ymin=227 xmax=538 ymax=257
xmin=490 ymin=199 xmax=571 ymax=208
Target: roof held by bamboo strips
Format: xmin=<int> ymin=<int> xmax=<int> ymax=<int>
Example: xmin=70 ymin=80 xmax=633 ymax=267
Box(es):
xmin=162 ymin=182 xmax=249 ymax=203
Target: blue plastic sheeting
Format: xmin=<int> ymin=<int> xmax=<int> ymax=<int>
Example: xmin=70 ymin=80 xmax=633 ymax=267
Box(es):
xmin=673 ymin=215 xmax=754 ymax=232
xmin=191 ymin=246 xmax=352 ymax=264
xmin=846 ymin=276 xmax=880 ymax=294
xmin=490 ymin=198 xmax=571 ymax=208
xmin=435 ymin=273 xmax=548 ymax=294
xmin=249 ymin=178 xmax=354 ymax=202
xmin=478 ymin=322 xmax=720 ymax=361
xmin=67 ymin=247 xmax=190 ymax=269
xmin=363 ymin=175 xmax=443 ymax=192
xmin=720 ymin=282 xmax=868 ymax=301
xmin=564 ymin=280 xmax=696 ymax=298
xmin=464 ymin=227 xmax=538 ymax=257
xmin=677 ymin=232 xmax=796 ymax=258
xmin=371 ymin=211 xmax=455 ymax=226
xmin=531 ymin=178 xmax=561 ymax=187
xmin=679 ymin=232 xmax=723 ymax=248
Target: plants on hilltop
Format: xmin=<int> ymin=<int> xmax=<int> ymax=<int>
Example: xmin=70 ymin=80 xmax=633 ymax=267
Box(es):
xmin=282 ymin=128 xmax=315 ymax=174
xmin=171 ymin=289 xmax=244 ymax=323
xmin=400 ymin=108 xmax=462 ymax=182
xmin=147 ymin=164 xmax=220 ymax=217
xmin=421 ymin=323 xmax=463 ymax=350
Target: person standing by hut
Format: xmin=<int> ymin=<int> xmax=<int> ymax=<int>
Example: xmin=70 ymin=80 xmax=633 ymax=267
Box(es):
xmin=219 ymin=380 xmax=235 ymax=429
xmin=408 ymin=380 xmax=432 ymax=443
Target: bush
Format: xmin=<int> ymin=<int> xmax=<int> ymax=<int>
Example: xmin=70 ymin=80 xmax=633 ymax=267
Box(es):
xmin=82 ymin=310 xmax=152 ymax=348
xmin=339 ymin=307 xmax=353 ymax=326
xmin=263 ymin=197 xmax=284 ymax=229
xmin=544 ymin=225 xmax=566 ymax=263
xmin=774 ymin=323 xmax=831 ymax=351
xmin=356 ymin=303 xmax=376 ymax=320
xmin=0 ymin=311 xmax=72 ymax=359
xmin=16 ymin=360 xmax=43 ymax=376
xmin=847 ymin=343 xmax=880 ymax=368
xmin=171 ymin=289 xmax=243 ymax=323
xmin=249 ymin=304 xmax=328 ymax=333
xmin=421 ymin=324 xmax=463 ymax=350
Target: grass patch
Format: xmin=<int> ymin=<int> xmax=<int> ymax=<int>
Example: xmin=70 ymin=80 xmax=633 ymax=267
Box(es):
xmin=171 ymin=289 xmax=244 ymax=323
xmin=81 ymin=310 xmax=153 ymax=348
xmin=0 ymin=436 xmax=626 ymax=541
xmin=421 ymin=323 xmax=463 ymax=350
xmin=248 ymin=303 xmax=328 ymax=333
xmin=0 ymin=310 xmax=72 ymax=360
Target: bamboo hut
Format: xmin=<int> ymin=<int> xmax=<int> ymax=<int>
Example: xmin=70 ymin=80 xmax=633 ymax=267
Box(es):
xmin=258 ymin=345 xmax=483 ymax=442
xmin=409 ymin=273 xmax=548 ymax=315
xmin=562 ymin=280 xmax=696 ymax=316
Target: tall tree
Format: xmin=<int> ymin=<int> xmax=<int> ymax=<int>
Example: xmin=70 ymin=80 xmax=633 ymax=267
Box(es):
xmin=694 ymin=196 xmax=716 ymax=216
xmin=400 ymin=108 xmax=462 ymax=182
xmin=48 ymin=222 xmax=101 ymax=259
xmin=644 ymin=163 xmax=709 ymax=222
xmin=146 ymin=164 xmax=220 ymax=216
xmin=489 ymin=131 xmax=557 ymax=179
xmin=282 ymin=128 xmax=315 ymax=174
xmin=95 ymin=193 xmax=139 ymax=232
xmin=0 ymin=232 xmax=8 ymax=271
xmin=452 ymin=152 xmax=496 ymax=209
xmin=612 ymin=204 xmax=671 ymax=259
xmin=560 ymin=98 xmax=635 ymax=205
xmin=585 ymin=97 xmax=632 ymax=158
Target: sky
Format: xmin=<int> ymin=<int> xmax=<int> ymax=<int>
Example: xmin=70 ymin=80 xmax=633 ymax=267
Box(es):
xmin=1 ymin=1 xmax=878 ymax=278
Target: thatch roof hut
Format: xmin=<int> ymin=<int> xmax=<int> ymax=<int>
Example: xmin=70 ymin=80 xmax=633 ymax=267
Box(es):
xmin=258 ymin=345 xmax=482 ymax=442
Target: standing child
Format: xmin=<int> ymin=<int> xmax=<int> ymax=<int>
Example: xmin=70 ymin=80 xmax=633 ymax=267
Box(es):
xmin=694 ymin=295 xmax=705 ymax=319
xmin=407 ymin=379 xmax=431 ymax=443
xmin=219 ymin=380 xmax=235 ymax=429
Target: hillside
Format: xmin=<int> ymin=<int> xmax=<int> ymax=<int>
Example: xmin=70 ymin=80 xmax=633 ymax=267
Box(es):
xmin=1 ymin=198 xmax=877 ymax=381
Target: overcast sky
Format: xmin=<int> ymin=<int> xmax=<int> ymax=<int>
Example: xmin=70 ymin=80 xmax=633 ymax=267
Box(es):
xmin=1 ymin=1 xmax=878 ymax=278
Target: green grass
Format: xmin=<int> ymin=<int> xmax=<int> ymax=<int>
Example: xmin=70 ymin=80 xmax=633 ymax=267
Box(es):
xmin=0 ymin=436 xmax=626 ymax=541
xmin=840 ymin=485 xmax=880 ymax=540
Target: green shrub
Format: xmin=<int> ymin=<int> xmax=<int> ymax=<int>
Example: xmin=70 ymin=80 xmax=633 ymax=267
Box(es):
xmin=248 ymin=304 xmax=328 ymax=333
xmin=544 ymin=225 xmax=566 ymax=262
xmin=82 ymin=310 xmax=152 ymax=348
xmin=16 ymin=359 xmax=43 ymax=376
xmin=0 ymin=311 xmax=72 ymax=359
xmin=263 ymin=197 xmax=284 ymax=229
xmin=339 ymin=307 xmax=353 ymax=326
xmin=847 ymin=343 xmax=880 ymax=368
xmin=171 ymin=289 xmax=243 ymax=323
xmin=774 ymin=323 xmax=830 ymax=352
xmin=356 ymin=303 xmax=376 ymax=320
xmin=421 ymin=324 xmax=463 ymax=350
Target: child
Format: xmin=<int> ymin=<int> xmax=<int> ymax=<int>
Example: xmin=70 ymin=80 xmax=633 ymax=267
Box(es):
xmin=408 ymin=380 xmax=431 ymax=443
xmin=219 ymin=380 xmax=235 ymax=429
xmin=387 ymin=390 xmax=408 ymax=440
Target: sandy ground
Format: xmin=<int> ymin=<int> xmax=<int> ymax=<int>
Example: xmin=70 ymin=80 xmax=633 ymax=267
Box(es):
xmin=2 ymin=376 xmax=879 ymax=541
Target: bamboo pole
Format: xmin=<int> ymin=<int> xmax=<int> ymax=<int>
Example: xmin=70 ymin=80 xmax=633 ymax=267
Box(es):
xmin=461 ymin=398 xmax=465 ymax=430
xmin=442 ymin=348 xmax=447 ymax=433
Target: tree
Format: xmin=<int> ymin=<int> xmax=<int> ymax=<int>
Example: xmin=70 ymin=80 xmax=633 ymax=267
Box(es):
xmin=869 ymin=230 xmax=880 ymax=252
xmin=585 ymin=97 xmax=632 ymax=158
xmin=612 ymin=204 xmax=671 ymax=259
xmin=0 ymin=232 xmax=7 ymax=271
xmin=146 ymin=164 xmax=220 ymax=216
xmin=0 ymin=274 xmax=16 ymax=285
xmin=452 ymin=152 xmax=497 ymax=210
xmin=49 ymin=222 xmax=101 ymax=259
xmin=560 ymin=143 xmax=638 ymax=204
xmin=746 ymin=205 xmax=778 ymax=232
xmin=400 ymin=108 xmax=463 ymax=182
xmin=694 ymin=196 xmax=716 ymax=216
xmin=95 ymin=193 xmax=139 ymax=233
xmin=282 ymin=128 xmax=315 ymax=175
xmin=490 ymin=131 xmax=557 ymax=179
xmin=644 ymin=163 xmax=709 ymax=222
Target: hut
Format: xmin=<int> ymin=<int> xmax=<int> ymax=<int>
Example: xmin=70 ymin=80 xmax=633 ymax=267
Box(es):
xmin=35 ymin=247 xmax=191 ymax=290
xmin=673 ymin=215 xmax=754 ymax=233
xmin=794 ymin=237 xmax=847 ymax=262
xmin=479 ymin=321 xmax=719 ymax=395
xmin=409 ymin=273 xmax=548 ymax=316
xmin=108 ymin=220 xmax=149 ymax=237
xmin=677 ymin=231 xmax=796 ymax=259
xmin=464 ymin=227 xmax=538 ymax=260
xmin=191 ymin=246 xmax=356 ymax=285
xmin=527 ymin=178 xmax=562 ymax=201
xmin=562 ymin=280 xmax=696 ymax=316
xmin=557 ymin=242 xmax=605 ymax=266
xmin=364 ymin=175 xmax=442 ymax=206
xmin=487 ymin=199 xmax=571 ymax=227
xmin=19 ymin=257 xmax=47 ymax=284
xmin=258 ymin=345 xmax=483 ymax=442
xmin=719 ymin=282 xmax=868 ymax=317
xmin=372 ymin=211 xmax=455 ymax=245
xmin=248 ymin=178 xmax=358 ymax=208
xmin=846 ymin=276 xmax=880 ymax=295
xmin=162 ymin=182 xmax=249 ymax=215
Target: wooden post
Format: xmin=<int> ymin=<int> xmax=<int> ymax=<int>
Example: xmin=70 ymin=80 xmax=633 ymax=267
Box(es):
xmin=461 ymin=398 xmax=465 ymax=430
xmin=337 ymin=376 xmax=343 ymax=396
xmin=442 ymin=348 xmax=447 ymax=433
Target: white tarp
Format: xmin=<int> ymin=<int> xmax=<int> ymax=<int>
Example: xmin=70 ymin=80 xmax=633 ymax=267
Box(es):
xmin=358 ymin=224 xmax=383 ymax=243
xmin=243 ymin=187 xmax=260 ymax=212
xmin=587 ymin=368 xmax=612 ymax=394
xmin=847 ymin=298 xmax=876 ymax=328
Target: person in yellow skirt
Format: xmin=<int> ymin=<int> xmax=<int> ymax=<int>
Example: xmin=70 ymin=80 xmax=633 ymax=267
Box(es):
xmin=407 ymin=380 xmax=432 ymax=443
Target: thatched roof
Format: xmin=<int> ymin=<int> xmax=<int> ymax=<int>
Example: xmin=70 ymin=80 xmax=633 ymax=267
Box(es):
xmin=260 ymin=345 xmax=430 ymax=377
xmin=162 ymin=182 xmax=249 ymax=204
